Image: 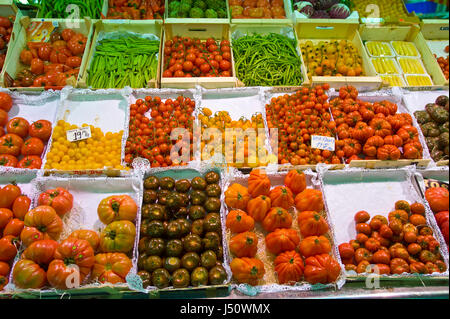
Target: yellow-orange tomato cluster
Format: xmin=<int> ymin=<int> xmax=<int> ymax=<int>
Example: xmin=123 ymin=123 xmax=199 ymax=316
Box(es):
xmin=45 ymin=120 xmax=126 ymax=171
xmin=301 ymin=40 xmax=364 ymax=78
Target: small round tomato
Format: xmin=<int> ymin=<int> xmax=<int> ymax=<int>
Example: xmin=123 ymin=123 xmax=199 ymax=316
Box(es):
xmin=355 ymin=223 xmax=372 ymax=235
xmin=0 ymin=134 xmax=24 ymax=156
xmin=21 ymin=137 xmax=45 ymax=156
xmin=17 ymin=156 xmax=42 ymax=169
xmin=0 ymin=154 xmax=18 ymax=167
xmin=6 ymin=117 xmax=29 ymax=138
xmin=354 ymin=210 xmax=370 ymax=223
xmin=372 ymin=250 xmax=391 ymax=264
xmin=29 ymin=120 xmax=52 ymax=141
xmin=355 ymin=248 xmax=373 ymax=264
xmin=219 ymin=60 xmax=231 ymax=71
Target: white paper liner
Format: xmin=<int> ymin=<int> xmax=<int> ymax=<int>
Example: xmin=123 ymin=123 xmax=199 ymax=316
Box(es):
xmin=317 ymin=165 xmax=449 ymax=279
xmin=41 ymin=86 xmax=132 ymax=173
xmin=426 ymin=40 xmax=449 ymax=59
xmin=127 ymin=162 xmax=232 ymax=293
xmin=4 ymin=171 xmax=143 ymax=295
xmin=197 ymin=86 xmax=275 ymax=167
xmin=223 ymin=167 xmax=346 ymax=296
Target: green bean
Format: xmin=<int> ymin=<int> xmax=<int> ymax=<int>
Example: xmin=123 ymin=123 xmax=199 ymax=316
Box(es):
xmin=233 ymin=33 xmax=304 ymax=87
xmin=38 ymin=0 xmax=103 ymax=19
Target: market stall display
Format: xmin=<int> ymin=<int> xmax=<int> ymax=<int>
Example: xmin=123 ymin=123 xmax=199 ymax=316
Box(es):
xmin=295 ymin=21 xmax=380 ymax=90
xmin=161 ymin=23 xmax=237 ymax=89
xmin=330 ymin=86 xmax=430 ymax=167
xmin=320 ymin=168 xmax=449 ymax=280
xmin=43 ymin=88 xmax=128 ymax=173
xmin=225 ymin=168 xmax=344 ymax=291
xmin=166 ymin=0 xmax=228 ymax=19
xmin=359 ymin=24 xmax=447 ymax=88
xmin=0 ymin=0 xmax=449 ymax=301
xmin=125 ymin=91 xmax=196 ymax=168
xmin=198 ymin=87 xmax=275 ymax=168
xmin=0 ymin=90 xmax=58 ymax=170
xmin=136 ymin=169 xmax=229 ymax=290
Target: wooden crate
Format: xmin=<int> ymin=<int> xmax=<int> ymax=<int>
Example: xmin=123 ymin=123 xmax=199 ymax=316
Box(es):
xmin=0 ymin=16 xmax=94 ymax=91
xmin=164 ymin=0 xmax=230 ymax=24
xmin=161 ymin=23 xmax=238 ymax=89
xmin=0 ymin=0 xmax=22 ymax=80
xmin=231 ymin=23 xmax=309 ymax=88
xmin=359 ymin=24 xmax=448 ymax=89
xmin=100 ymin=0 xmax=164 ymax=21
xmin=294 ymin=21 xmax=381 ymax=91
xmin=78 ymin=19 xmax=163 ymax=89
xmin=231 ymin=0 xmax=294 ymax=25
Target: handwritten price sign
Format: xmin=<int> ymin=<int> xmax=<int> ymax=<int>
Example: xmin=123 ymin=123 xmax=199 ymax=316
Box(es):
xmin=311 ymin=135 xmax=335 ymax=151
xmin=66 ymin=127 xmax=92 ymax=142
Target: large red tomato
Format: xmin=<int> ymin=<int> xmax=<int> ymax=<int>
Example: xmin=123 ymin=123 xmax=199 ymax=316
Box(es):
xmin=47 ymin=238 xmax=95 ymax=289
xmin=304 ymin=254 xmax=341 ymax=284
xmin=0 ymin=235 xmax=18 ymax=262
xmin=38 ymin=188 xmax=73 ymax=217
xmin=295 ymin=189 xmax=324 ymax=213
xmin=24 ymin=206 xmax=63 ymax=240
xmin=29 ymin=120 xmax=52 ymax=141
xmin=20 ymin=226 xmax=51 ymax=247
xmin=92 ymin=253 xmax=132 ymax=284
xmin=425 ymin=188 xmax=449 ymax=214
xmin=97 ymin=195 xmax=138 ymax=225
xmin=12 ymin=259 xmax=47 ymax=289
xmin=6 ymin=117 xmax=29 ymax=138
xmin=0 ymin=92 xmax=13 ymax=112
xmin=23 ymin=239 xmax=58 ymax=265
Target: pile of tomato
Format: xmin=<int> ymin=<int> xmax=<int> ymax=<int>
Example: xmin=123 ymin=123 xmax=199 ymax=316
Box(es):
xmin=16 ymin=28 xmax=87 ymax=87
xmin=0 ymin=15 xmax=15 ymax=71
xmin=125 ymin=95 xmax=196 ymax=168
xmin=163 ymin=37 xmax=233 ymax=78
xmin=332 ymin=85 xmax=424 ymax=163
xmin=265 ymin=84 xmax=342 ymax=166
xmin=0 ymin=92 xmax=51 ymax=169
xmin=1 ymin=184 xmax=138 ymax=290
xmin=339 ymin=200 xmax=447 ymax=275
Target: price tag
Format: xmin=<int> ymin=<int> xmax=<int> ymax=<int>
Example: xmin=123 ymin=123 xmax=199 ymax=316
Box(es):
xmin=311 ymin=135 xmax=335 ymax=151
xmin=66 ymin=127 xmax=92 ymax=142
xmin=424 ymin=179 xmax=449 ymax=191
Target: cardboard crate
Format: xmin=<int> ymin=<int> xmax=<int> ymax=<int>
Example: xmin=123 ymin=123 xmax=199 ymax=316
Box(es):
xmin=0 ymin=0 xmax=22 ymax=80
xmin=161 ymin=23 xmax=238 ymax=89
xmin=231 ymin=22 xmax=309 ymax=88
xmin=359 ymin=24 xmax=448 ymax=89
xmin=0 ymin=16 xmax=94 ymax=91
xmin=164 ymin=0 xmax=230 ymax=24
xmin=295 ymin=21 xmax=382 ymax=91
xmin=231 ymin=0 xmax=294 ymax=25
xmin=78 ymin=19 xmax=163 ymax=89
